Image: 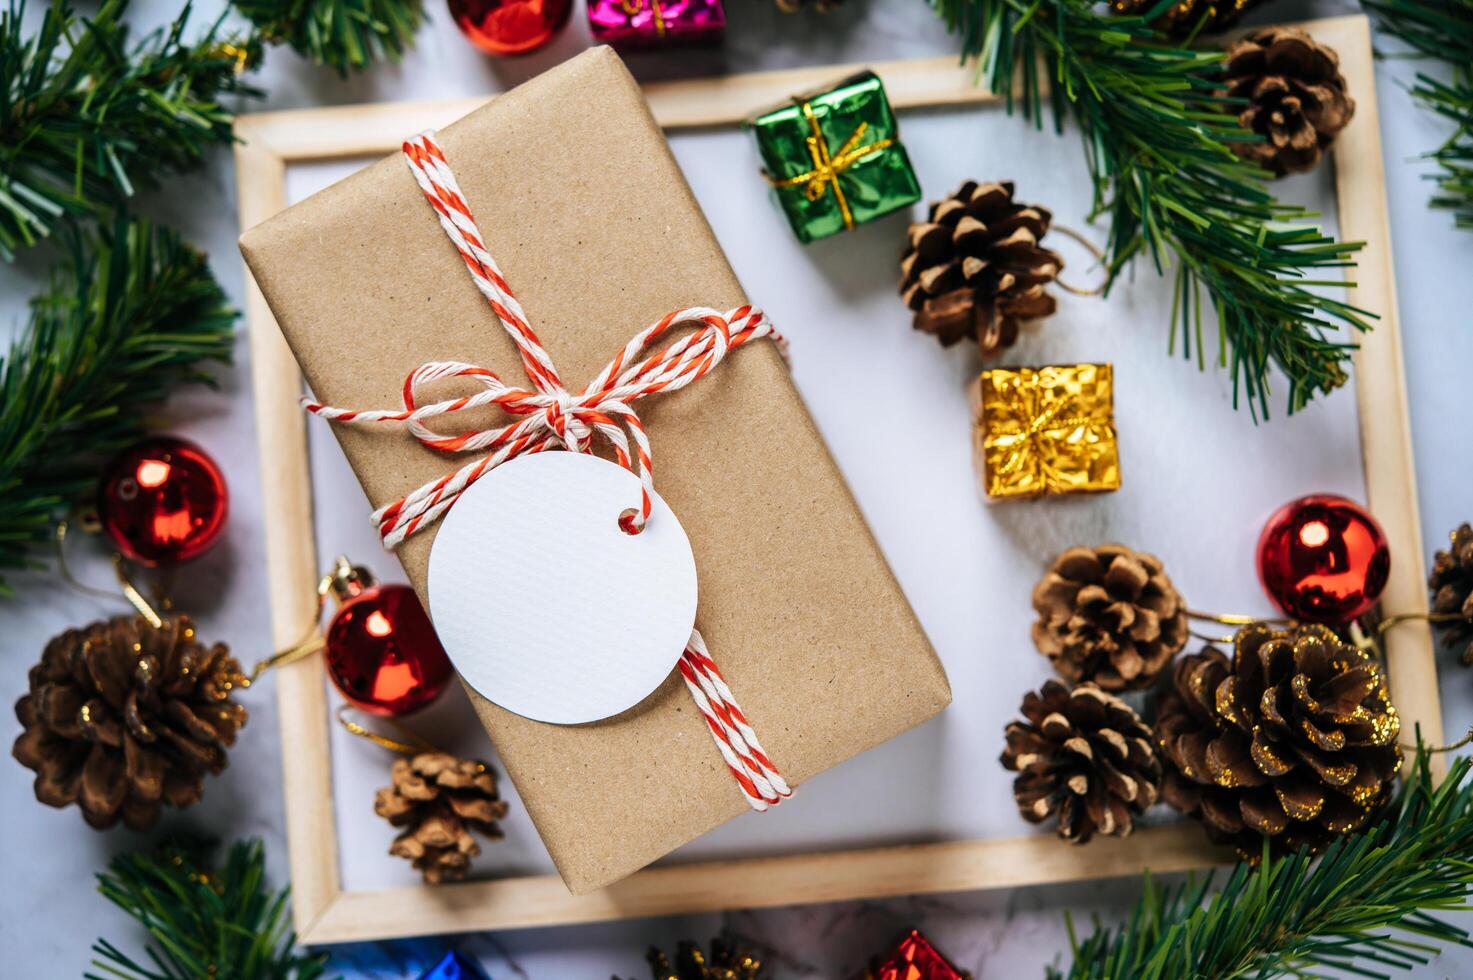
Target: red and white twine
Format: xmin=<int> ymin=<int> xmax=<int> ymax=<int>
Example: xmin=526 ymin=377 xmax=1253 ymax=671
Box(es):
xmin=303 ymin=132 xmax=792 ymax=811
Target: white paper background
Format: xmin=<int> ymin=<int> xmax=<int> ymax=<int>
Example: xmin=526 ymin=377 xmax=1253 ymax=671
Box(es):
xmin=291 ymin=104 xmax=1362 ymax=893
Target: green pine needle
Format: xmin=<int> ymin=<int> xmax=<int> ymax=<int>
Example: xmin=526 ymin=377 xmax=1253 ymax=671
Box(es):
xmin=1362 ymin=0 xmax=1473 ymax=229
xmin=1053 ymin=740 xmax=1473 ymax=979
xmin=0 ymin=0 xmax=259 ymax=260
xmin=232 ymin=0 xmax=426 ymax=75
xmin=928 ymin=0 xmax=1373 ymax=418
xmin=87 ymin=839 xmax=329 ymax=980
xmin=0 ymin=216 xmax=235 ymax=594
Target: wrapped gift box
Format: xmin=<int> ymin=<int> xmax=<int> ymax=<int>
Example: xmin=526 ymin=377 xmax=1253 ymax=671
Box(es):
xmin=587 ymin=0 xmax=725 ymax=46
xmin=239 ymin=47 xmax=951 ymax=895
xmin=748 ymin=70 xmax=922 ymax=243
xmin=968 ymin=363 xmax=1121 ymax=500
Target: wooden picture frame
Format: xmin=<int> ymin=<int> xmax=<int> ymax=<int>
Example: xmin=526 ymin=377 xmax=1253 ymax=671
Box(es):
xmin=235 ymin=15 xmax=1440 ymax=945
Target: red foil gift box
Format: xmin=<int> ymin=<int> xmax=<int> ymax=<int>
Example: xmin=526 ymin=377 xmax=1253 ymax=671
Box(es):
xmin=586 ymin=0 xmax=724 ymax=45
xmin=860 ymin=929 xmax=970 ymax=980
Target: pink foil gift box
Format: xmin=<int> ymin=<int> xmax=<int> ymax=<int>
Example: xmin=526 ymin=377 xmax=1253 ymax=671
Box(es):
xmin=586 ymin=0 xmax=724 ymax=45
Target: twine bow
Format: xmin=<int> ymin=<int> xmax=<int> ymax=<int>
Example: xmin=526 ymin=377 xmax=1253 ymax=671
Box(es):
xmin=618 ymin=0 xmax=666 ymax=34
xmin=303 ymin=132 xmax=792 ymax=811
xmin=304 ymin=135 xmax=781 ymax=550
xmin=766 ymin=101 xmax=894 ymax=230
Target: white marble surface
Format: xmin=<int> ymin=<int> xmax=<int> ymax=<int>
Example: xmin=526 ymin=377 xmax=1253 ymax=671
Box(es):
xmin=1 ymin=0 xmax=1470 ymax=976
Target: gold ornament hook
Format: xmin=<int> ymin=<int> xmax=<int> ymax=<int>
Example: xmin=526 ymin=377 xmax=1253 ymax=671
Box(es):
xmin=245 ymin=556 xmax=378 ymax=684
xmin=54 ymin=520 xmax=165 ymax=628
xmin=335 ymin=704 xmax=446 ymax=757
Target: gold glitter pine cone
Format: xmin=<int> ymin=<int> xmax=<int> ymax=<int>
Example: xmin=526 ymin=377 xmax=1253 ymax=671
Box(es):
xmin=1032 ymin=544 xmax=1189 ymax=691
xmin=1222 ymin=27 xmax=1356 ymax=177
xmin=617 ymin=936 xmax=765 ymax=980
xmin=374 ymin=752 xmax=509 ymax=884
xmin=12 ymin=614 xmax=247 ymax=831
xmin=899 ymin=180 xmax=1063 ymax=356
xmin=1001 ymin=680 xmax=1163 ymax=843
xmin=1430 ymin=522 xmax=1473 ymax=665
xmin=1155 ymin=623 xmax=1401 ymax=858
xmin=1109 ymin=0 xmax=1267 ymax=38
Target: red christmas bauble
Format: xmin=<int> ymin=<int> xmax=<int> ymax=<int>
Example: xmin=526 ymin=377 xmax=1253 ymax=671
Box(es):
xmin=98 ymin=437 xmax=228 ymax=566
xmin=1257 ymin=494 xmax=1390 ymax=623
xmin=867 ymin=929 xmax=967 ymax=980
xmin=447 ymin=0 xmax=571 ymax=54
xmin=325 ymin=583 xmax=453 ymax=716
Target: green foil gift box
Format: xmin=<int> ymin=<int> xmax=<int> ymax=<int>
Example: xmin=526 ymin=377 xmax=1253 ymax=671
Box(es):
xmin=747 ymin=71 xmax=922 ymax=243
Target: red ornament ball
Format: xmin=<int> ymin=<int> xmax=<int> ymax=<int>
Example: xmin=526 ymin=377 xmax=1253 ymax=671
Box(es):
xmin=98 ymin=437 xmax=228 ymax=566
xmin=326 ymin=583 xmax=453 ymax=716
xmin=866 ymin=929 xmax=967 ymax=980
xmin=1257 ymin=493 xmax=1390 ymax=623
xmin=448 ymin=0 xmax=571 ymax=55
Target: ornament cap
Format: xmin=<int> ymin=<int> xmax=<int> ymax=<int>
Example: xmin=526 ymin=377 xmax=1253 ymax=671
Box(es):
xmin=322 ymin=555 xmax=378 ymax=606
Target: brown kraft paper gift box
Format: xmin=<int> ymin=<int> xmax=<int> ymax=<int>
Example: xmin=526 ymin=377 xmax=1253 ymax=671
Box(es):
xmin=239 ymin=46 xmax=951 ymax=894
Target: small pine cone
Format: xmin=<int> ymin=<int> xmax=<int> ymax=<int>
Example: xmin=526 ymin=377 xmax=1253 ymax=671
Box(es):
xmin=620 ymin=936 xmax=765 ymax=980
xmin=12 ymin=615 xmax=247 ymax=831
xmin=1001 ymin=680 xmax=1162 ymax=843
xmin=1155 ymin=624 xmax=1401 ymax=859
xmin=1032 ymin=545 xmax=1189 ymax=691
xmin=899 ymin=180 xmax=1062 ymax=355
xmin=374 ymin=752 xmax=509 ymax=884
xmin=1222 ymin=27 xmax=1356 ymax=177
xmin=1108 ymin=0 xmax=1265 ymax=38
xmin=1430 ymin=522 xmax=1473 ymax=665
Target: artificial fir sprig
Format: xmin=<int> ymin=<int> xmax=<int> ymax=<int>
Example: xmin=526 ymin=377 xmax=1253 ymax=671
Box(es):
xmin=1362 ymin=0 xmax=1473 ymax=228
xmin=88 ymin=839 xmax=328 ymax=980
xmin=0 ymin=0 xmax=259 ymax=260
xmin=0 ymin=217 xmax=234 ymax=593
xmin=928 ymin=0 xmax=1372 ymax=417
xmin=1054 ymin=740 xmax=1473 ymax=979
xmin=231 ymin=0 xmax=425 ymax=75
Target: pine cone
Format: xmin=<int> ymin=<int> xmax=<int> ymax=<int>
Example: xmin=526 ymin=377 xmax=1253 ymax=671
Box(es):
xmin=899 ymin=180 xmax=1062 ymax=355
xmin=1108 ymin=0 xmax=1265 ymax=38
xmin=1032 ymin=545 xmax=1189 ymax=691
xmin=12 ymin=615 xmax=246 ymax=831
xmin=617 ymin=936 xmax=764 ymax=980
xmin=1001 ymin=680 xmax=1162 ymax=842
xmin=374 ymin=752 xmax=509 ymax=884
xmin=1222 ymin=27 xmax=1356 ymax=177
xmin=1156 ymin=623 xmax=1400 ymax=858
xmin=1431 ymin=522 xmax=1473 ymax=665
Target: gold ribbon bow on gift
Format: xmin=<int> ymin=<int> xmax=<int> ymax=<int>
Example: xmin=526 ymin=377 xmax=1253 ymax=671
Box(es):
xmin=619 ymin=0 xmax=667 ymax=34
xmin=766 ymin=101 xmax=894 ymax=231
xmin=991 ymin=396 xmax=1096 ymax=481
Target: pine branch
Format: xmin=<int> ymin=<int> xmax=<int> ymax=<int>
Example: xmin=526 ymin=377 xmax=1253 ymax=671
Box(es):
xmin=0 ymin=0 xmax=259 ymax=260
xmin=0 ymin=216 xmax=234 ymax=594
xmin=1362 ymin=0 xmax=1473 ymax=229
xmin=1053 ymin=741 xmax=1473 ymax=979
xmin=231 ymin=0 xmax=425 ymax=75
xmin=928 ymin=0 xmax=1372 ymax=417
xmin=88 ymin=838 xmax=329 ymax=980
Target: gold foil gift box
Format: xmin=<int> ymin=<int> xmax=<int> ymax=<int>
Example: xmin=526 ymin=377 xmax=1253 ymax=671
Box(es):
xmin=968 ymin=363 xmax=1121 ymax=500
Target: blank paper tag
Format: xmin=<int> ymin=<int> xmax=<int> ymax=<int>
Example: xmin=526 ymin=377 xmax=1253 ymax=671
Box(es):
xmin=427 ymin=452 xmax=698 ymax=725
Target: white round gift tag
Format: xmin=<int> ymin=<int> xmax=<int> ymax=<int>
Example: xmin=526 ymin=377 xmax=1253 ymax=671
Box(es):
xmin=427 ymin=452 xmax=698 ymax=725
